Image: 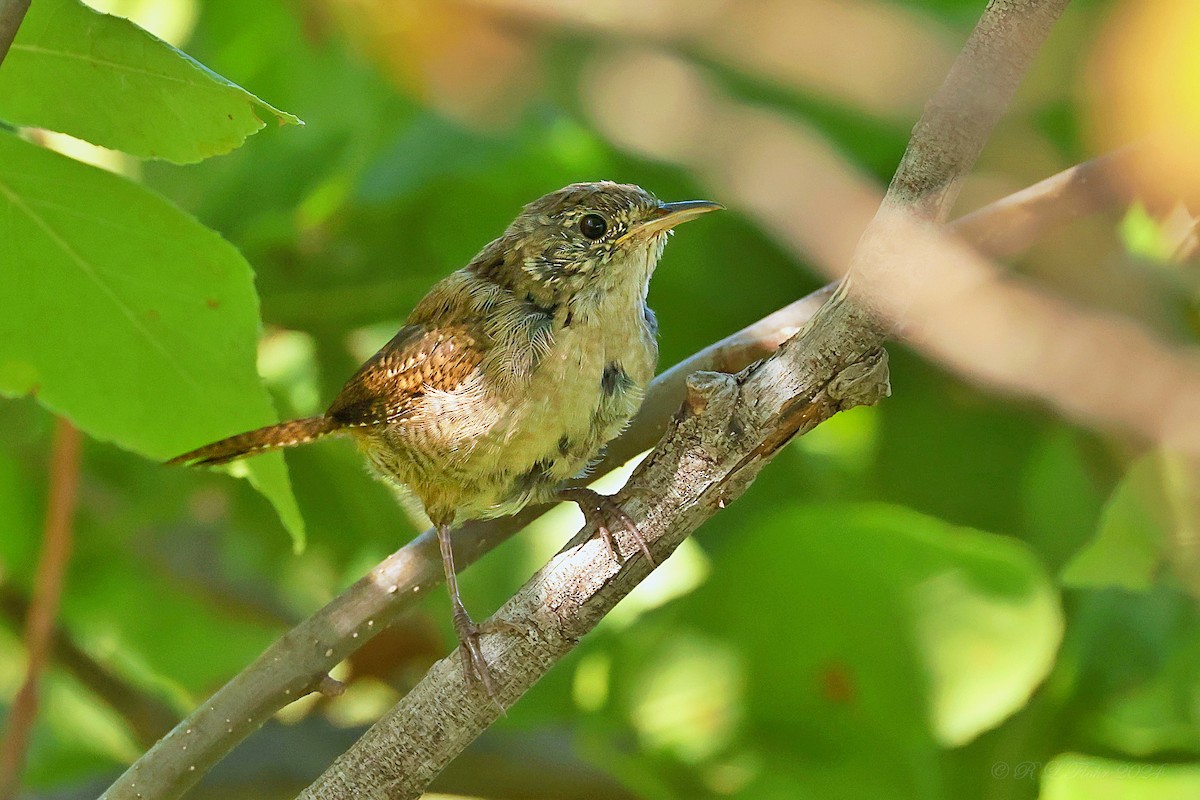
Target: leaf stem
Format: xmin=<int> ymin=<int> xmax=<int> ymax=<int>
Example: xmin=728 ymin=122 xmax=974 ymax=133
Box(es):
xmin=0 ymin=417 xmax=83 ymax=799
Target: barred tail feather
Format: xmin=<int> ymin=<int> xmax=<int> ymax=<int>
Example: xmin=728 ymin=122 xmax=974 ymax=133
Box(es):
xmin=167 ymin=416 xmax=339 ymax=467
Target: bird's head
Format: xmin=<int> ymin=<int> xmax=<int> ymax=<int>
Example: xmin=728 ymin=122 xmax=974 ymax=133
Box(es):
xmin=476 ymin=181 xmax=721 ymax=306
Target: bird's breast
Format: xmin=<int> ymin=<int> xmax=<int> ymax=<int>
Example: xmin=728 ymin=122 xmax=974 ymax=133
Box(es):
xmin=451 ymin=299 xmax=656 ymax=516
xmin=498 ymin=306 xmax=656 ymax=466
xmin=371 ymin=291 xmax=658 ymax=523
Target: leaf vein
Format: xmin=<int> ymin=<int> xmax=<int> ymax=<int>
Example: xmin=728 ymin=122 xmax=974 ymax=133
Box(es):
xmin=0 ymin=177 xmax=202 ymax=390
xmin=10 ymin=43 xmax=244 ymax=96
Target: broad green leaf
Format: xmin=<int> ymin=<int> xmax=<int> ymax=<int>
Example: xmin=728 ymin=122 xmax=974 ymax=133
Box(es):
xmin=1060 ymin=452 xmax=1200 ymax=592
xmin=0 ymin=0 xmax=300 ymax=163
xmin=1039 ymin=754 xmax=1200 ymax=800
xmin=1020 ymin=430 xmax=1107 ymax=570
xmin=686 ymin=503 xmax=1062 ymax=759
xmin=1065 ymin=587 xmax=1200 ymax=758
xmin=596 ymin=503 xmax=1064 ymax=799
xmin=1091 ymin=631 xmax=1200 ymax=757
xmin=0 ymin=130 xmax=303 ymax=546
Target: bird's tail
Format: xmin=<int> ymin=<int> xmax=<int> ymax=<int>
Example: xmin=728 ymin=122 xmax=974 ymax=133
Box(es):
xmin=167 ymin=416 xmax=339 ymax=466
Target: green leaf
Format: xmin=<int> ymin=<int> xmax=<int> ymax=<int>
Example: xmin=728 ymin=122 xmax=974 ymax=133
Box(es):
xmin=1120 ymin=202 xmax=1178 ymax=263
xmin=1060 ymin=452 xmax=1193 ymax=592
xmin=1020 ymin=430 xmax=1107 ymax=570
xmin=688 ymin=503 xmax=1062 ymax=754
xmin=0 ymin=0 xmax=300 ymax=163
xmin=0 ymin=130 xmax=303 ymax=546
xmin=1039 ymin=754 xmax=1200 ymax=800
xmin=1091 ymin=631 xmax=1200 ymax=757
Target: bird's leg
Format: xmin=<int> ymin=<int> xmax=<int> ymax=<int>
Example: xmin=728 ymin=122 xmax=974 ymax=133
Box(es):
xmin=556 ymin=487 xmax=655 ymax=565
xmin=435 ymin=523 xmax=515 ymax=706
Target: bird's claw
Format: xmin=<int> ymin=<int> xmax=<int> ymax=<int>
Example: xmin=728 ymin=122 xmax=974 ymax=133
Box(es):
xmin=559 ymin=487 xmax=656 ymax=566
xmin=452 ymin=606 xmax=519 ymax=709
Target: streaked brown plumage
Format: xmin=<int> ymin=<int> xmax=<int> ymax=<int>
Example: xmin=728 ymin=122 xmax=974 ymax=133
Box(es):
xmin=169 ymin=182 xmax=721 ymax=699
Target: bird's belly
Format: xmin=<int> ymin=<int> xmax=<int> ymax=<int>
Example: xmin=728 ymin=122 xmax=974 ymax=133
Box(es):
xmin=443 ymin=330 xmax=652 ymax=517
xmin=478 ymin=331 xmax=652 ymax=507
xmin=360 ymin=317 xmax=655 ymax=525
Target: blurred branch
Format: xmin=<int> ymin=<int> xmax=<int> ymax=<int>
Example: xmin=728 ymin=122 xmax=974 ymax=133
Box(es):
xmin=952 ymin=142 xmax=1146 ymax=259
xmin=296 ymin=1 xmax=1068 ymax=797
xmin=634 ymin=139 xmax=1152 ymax=448
xmin=472 ymin=0 xmax=957 ymax=123
xmin=0 ymin=589 xmax=178 ymax=750
xmin=94 ymin=130 xmax=1137 ymax=800
xmin=0 ymin=419 xmax=82 ymax=800
xmin=0 ymin=0 xmax=29 ymax=69
xmin=581 ymin=8 xmax=1200 ymax=447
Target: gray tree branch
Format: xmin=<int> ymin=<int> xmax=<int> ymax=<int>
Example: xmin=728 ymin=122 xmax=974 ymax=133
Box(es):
xmin=296 ymin=1 xmax=1071 ymax=797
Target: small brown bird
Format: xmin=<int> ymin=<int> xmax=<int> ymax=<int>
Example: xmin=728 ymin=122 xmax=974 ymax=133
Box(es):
xmin=170 ymin=182 xmax=721 ymax=696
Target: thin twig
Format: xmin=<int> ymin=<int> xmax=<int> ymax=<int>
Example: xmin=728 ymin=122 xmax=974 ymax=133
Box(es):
xmin=0 ymin=418 xmax=83 ymax=800
xmin=0 ymin=0 xmax=30 ymax=70
xmin=98 ymin=132 xmax=1133 ymax=800
xmin=297 ymin=1 xmax=1069 ymax=796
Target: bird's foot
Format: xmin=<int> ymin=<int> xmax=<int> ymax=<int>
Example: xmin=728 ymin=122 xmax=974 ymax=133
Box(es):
xmin=451 ymin=603 xmax=520 ymax=709
xmin=557 ymin=487 xmax=655 ymax=566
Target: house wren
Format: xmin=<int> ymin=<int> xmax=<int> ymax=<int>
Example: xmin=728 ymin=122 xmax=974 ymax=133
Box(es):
xmin=169 ymin=182 xmax=721 ymax=697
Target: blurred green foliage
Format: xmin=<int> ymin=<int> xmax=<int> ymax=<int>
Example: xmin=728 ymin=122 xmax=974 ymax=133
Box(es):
xmin=2 ymin=0 xmax=1200 ymax=798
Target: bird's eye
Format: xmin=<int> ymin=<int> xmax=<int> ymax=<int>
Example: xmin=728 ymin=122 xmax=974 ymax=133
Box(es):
xmin=579 ymin=214 xmax=608 ymax=240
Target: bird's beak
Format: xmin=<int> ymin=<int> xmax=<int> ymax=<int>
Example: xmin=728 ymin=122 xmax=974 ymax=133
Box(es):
xmin=624 ymin=199 xmax=723 ymax=240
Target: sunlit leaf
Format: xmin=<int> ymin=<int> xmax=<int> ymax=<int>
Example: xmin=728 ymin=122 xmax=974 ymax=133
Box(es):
xmin=1060 ymin=452 xmax=1200 ymax=592
xmin=627 ymin=632 xmax=743 ymax=763
xmin=0 ymin=0 xmax=300 ymax=163
xmin=0 ymin=131 xmax=303 ymax=546
xmin=1120 ymin=202 xmax=1178 ymax=262
xmin=688 ymin=503 xmax=1062 ymax=756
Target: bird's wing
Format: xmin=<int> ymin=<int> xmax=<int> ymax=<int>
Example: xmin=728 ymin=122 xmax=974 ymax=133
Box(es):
xmin=326 ymin=324 xmax=484 ymax=427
